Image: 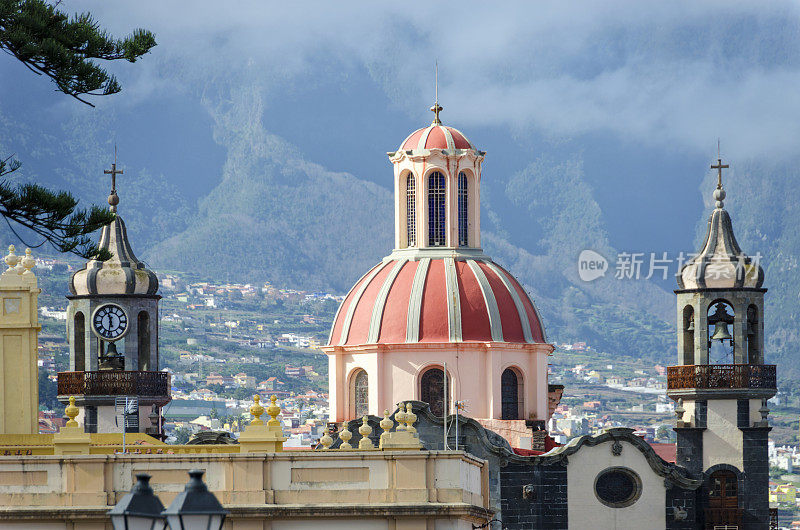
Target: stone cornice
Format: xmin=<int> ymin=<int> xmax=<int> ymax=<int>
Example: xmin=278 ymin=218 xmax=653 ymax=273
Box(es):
xmin=540 ymin=428 xmax=701 ymax=490
xmin=320 ymin=342 xmax=553 ymax=355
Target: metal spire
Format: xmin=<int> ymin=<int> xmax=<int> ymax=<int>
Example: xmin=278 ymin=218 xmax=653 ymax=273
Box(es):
xmin=430 ymin=61 xmax=442 ymax=125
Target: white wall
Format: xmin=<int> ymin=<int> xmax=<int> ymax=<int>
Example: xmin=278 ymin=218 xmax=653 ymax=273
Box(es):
xmin=567 ymin=438 xmax=666 ymax=530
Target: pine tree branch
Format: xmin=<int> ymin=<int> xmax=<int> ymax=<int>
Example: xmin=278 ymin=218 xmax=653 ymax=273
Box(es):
xmin=0 ymin=0 xmax=157 ymax=105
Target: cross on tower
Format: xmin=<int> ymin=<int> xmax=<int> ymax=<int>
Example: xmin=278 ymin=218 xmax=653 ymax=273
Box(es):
xmin=104 ymin=148 xmax=123 ymax=211
xmin=711 ymin=158 xmax=729 ymax=190
xmin=104 ymin=158 xmax=123 ymax=193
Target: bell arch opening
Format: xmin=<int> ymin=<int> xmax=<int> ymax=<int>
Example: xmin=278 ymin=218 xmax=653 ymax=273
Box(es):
xmin=707 ymin=300 xmax=734 ymax=364
xmin=746 ymin=304 xmax=760 ymax=364
xmin=74 ymin=312 xmax=85 ymax=371
xmin=682 ymin=305 xmax=695 ymax=365
xmin=138 ymin=311 xmax=150 ymax=370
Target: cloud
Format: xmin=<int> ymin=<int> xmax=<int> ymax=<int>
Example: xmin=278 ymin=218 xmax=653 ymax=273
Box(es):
xmin=63 ymin=1 xmax=800 ymax=159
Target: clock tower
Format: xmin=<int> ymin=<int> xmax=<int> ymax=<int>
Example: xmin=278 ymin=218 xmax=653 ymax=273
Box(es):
xmin=58 ymin=158 xmax=170 ymax=435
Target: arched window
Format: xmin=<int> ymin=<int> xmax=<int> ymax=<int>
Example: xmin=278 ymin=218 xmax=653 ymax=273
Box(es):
xmin=74 ymin=312 xmax=85 ymax=371
xmin=353 ymin=370 xmax=369 ymax=418
xmin=501 ymin=368 xmax=523 ymax=419
xmin=420 ymin=368 xmax=448 ymax=417
xmin=428 ymin=172 xmax=446 ymax=246
xmin=138 ymin=311 xmax=150 ymax=371
xmin=458 ymin=172 xmax=468 ymax=247
xmin=406 ymin=174 xmax=416 ymax=247
xmin=682 ymin=305 xmax=695 ymax=365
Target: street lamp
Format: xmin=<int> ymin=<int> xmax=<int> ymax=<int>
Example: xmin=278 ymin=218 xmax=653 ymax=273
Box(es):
xmin=109 ymin=473 xmax=165 ymax=530
xmin=161 ymin=469 xmax=228 ymax=530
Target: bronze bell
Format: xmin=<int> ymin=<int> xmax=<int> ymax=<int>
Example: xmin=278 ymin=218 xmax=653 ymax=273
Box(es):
xmin=686 ymin=317 xmax=695 ymax=332
xmin=710 ymin=321 xmax=733 ymax=342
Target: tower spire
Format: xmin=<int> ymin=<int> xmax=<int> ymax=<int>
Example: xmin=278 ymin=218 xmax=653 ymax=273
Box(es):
xmin=104 ymin=146 xmax=123 ymax=212
xmin=430 ymin=61 xmax=442 ymax=125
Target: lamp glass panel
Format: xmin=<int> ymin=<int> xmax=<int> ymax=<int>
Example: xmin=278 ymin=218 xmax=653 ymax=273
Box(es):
xmin=127 ymin=515 xmax=161 ymax=530
xmin=178 ymin=514 xmax=212 ymax=530
xmin=110 ymin=514 xmax=126 ymax=530
xmin=166 ymin=514 xmax=184 ymax=530
xmin=209 ymin=514 xmax=224 ymax=530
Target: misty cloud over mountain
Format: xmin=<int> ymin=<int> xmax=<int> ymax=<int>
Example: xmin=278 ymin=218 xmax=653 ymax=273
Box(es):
xmin=1 ymin=1 xmax=798 ymax=369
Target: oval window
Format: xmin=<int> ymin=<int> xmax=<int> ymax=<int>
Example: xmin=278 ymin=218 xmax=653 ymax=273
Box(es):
xmin=594 ymin=467 xmax=642 ymax=508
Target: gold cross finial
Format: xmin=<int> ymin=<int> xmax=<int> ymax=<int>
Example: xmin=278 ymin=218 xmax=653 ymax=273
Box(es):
xmin=710 ymin=140 xmax=729 ymax=190
xmin=104 ymin=146 xmax=123 ymax=211
xmin=430 ymin=61 xmax=442 ymax=124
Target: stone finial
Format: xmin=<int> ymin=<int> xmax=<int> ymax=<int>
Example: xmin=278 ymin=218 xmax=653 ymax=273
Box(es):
xmin=249 ymin=395 xmax=265 ymax=426
xmin=21 ymin=248 xmax=35 ymax=275
xmin=339 ymin=423 xmax=353 ymax=449
xmin=319 ymin=427 xmax=333 ymax=450
xmin=65 ymin=396 xmax=79 ymax=427
xmin=358 ymin=416 xmax=374 ymax=449
xmin=395 ymin=402 xmax=407 ymax=431
xmin=758 ymin=398 xmax=770 ymax=427
xmin=380 ymin=410 xmax=394 ymax=434
xmin=404 ymin=403 xmax=417 ymax=433
xmin=267 ymin=395 xmax=281 ymax=426
xmin=674 ymin=398 xmax=685 ymax=426
xmin=4 ymin=245 xmax=19 ymax=272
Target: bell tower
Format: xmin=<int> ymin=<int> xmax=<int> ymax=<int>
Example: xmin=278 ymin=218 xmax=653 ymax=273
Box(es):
xmin=58 ymin=157 xmax=169 ymax=436
xmin=669 ymin=157 xmax=775 ymax=529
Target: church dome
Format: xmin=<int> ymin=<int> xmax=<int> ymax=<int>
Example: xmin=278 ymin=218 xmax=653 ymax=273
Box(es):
xmin=399 ymin=124 xmax=478 ymax=153
xmin=70 ymin=215 xmax=159 ymax=296
xmin=678 ymin=170 xmax=764 ymax=290
xmin=328 ymin=257 xmax=546 ymax=346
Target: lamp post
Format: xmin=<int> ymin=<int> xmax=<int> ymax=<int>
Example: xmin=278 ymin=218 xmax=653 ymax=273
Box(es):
xmin=108 ymin=473 xmax=165 ymax=530
xmin=161 ymin=469 xmax=228 ymax=530
xmin=109 ymin=470 xmax=227 ymax=530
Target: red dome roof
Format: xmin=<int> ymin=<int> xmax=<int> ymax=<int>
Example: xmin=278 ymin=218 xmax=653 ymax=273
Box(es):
xmin=400 ymin=124 xmax=477 ymax=152
xmin=328 ymin=258 xmax=546 ymax=346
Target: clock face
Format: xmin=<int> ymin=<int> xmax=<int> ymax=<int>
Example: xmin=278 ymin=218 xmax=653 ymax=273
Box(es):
xmin=92 ymin=304 xmax=128 ymax=340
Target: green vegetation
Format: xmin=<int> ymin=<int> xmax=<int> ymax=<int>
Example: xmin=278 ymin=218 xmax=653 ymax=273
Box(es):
xmin=0 ymin=0 xmax=155 ymax=259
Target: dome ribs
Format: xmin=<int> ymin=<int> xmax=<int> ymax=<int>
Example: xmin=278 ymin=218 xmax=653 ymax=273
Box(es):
xmin=367 ymin=259 xmax=408 ymax=343
xmin=379 ymin=260 xmax=418 ymax=344
xmin=405 ymin=258 xmax=430 ymax=342
xmin=418 ymin=259 xmax=449 ymax=342
xmin=467 ymin=260 xmax=504 ymax=342
xmin=345 ymin=261 xmax=394 ymax=345
xmin=335 ymin=262 xmax=387 ymax=345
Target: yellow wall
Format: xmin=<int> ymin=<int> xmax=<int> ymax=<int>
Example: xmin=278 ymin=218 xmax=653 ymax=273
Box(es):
xmin=0 ymin=449 xmax=489 ymax=528
xmin=0 ymin=249 xmax=40 ymax=435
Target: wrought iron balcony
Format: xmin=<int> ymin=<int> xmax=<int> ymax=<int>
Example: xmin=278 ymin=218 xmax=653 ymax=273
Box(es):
xmin=667 ymin=364 xmax=776 ymax=391
xmin=57 ymin=370 xmax=170 ymax=398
